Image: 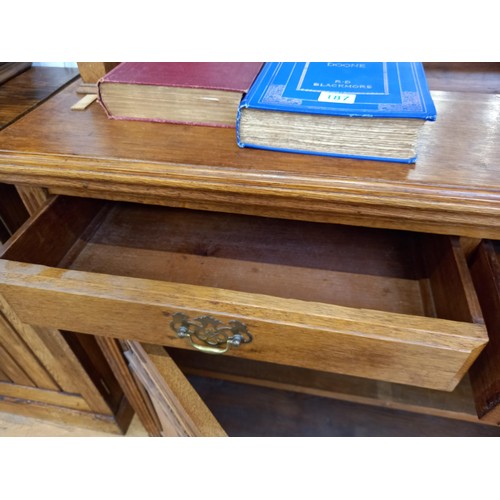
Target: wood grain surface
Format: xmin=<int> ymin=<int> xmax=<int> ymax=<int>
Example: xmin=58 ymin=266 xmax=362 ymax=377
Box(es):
xmin=0 ymin=66 xmax=77 ymax=229
xmin=0 ymin=196 xmax=488 ymax=391
xmin=423 ymin=62 xmax=500 ymax=93
xmin=0 ymin=66 xmax=78 ymax=130
xmin=0 ymin=63 xmax=499 ymax=434
xmin=77 ymin=63 xmax=119 ymax=84
xmin=0 ymin=78 xmax=499 ymax=237
xmin=96 ymin=336 xmax=163 ymax=436
xmin=0 ymin=411 xmax=147 ymax=436
xmin=127 ymin=342 xmax=226 ymax=436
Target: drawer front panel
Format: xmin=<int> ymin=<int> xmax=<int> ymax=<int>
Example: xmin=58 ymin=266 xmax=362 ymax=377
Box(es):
xmin=0 ymin=261 xmax=486 ymax=391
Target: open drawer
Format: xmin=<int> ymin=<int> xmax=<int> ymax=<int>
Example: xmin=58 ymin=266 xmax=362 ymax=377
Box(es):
xmin=0 ymin=196 xmax=488 ymax=391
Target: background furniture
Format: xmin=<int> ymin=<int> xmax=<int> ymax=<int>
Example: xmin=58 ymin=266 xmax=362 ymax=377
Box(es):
xmin=0 ymin=64 xmax=80 ymax=233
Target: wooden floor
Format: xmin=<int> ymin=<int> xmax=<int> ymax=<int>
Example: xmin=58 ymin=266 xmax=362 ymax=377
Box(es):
xmin=3 ymin=375 xmax=500 ymax=437
xmin=0 ymin=411 xmax=148 ymax=437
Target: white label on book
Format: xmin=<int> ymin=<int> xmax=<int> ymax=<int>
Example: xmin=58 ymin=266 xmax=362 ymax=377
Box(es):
xmin=318 ymin=92 xmax=357 ymax=104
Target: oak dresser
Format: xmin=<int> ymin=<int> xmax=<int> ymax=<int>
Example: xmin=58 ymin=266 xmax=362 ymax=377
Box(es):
xmin=0 ymin=63 xmax=499 ymax=436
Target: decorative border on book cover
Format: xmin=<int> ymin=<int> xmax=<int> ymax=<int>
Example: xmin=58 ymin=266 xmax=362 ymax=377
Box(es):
xmin=253 ymin=62 xmax=435 ymax=118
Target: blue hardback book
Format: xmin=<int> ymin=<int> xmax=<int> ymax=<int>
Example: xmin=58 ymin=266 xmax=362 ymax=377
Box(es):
xmin=236 ymin=62 xmax=437 ymax=163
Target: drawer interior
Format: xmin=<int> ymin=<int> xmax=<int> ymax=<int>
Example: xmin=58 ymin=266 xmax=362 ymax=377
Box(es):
xmin=1 ymin=196 xmax=481 ymax=324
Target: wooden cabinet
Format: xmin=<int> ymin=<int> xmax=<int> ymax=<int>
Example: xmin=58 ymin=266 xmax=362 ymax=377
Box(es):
xmin=0 ymin=66 xmax=131 ymax=434
xmin=0 ymin=63 xmax=499 ymax=435
xmin=0 ymin=294 xmax=131 ymax=433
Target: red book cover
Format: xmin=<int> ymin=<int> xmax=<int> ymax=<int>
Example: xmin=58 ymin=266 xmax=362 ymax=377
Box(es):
xmin=100 ymin=62 xmax=264 ymax=91
xmin=97 ymin=62 xmax=264 ymax=127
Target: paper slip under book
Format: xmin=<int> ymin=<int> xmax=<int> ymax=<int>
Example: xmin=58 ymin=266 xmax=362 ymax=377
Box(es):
xmin=97 ymin=62 xmax=264 ymax=128
xmin=236 ymin=62 xmax=437 ymax=163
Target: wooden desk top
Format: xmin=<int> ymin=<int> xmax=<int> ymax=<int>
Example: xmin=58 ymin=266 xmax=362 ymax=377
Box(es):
xmin=0 ymin=78 xmax=499 ymax=238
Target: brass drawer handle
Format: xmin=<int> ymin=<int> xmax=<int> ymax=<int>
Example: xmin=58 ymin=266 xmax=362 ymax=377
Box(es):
xmin=169 ymin=312 xmax=253 ymax=355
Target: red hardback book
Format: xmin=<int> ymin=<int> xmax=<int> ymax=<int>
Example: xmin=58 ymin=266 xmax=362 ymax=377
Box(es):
xmin=97 ymin=62 xmax=264 ymax=128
